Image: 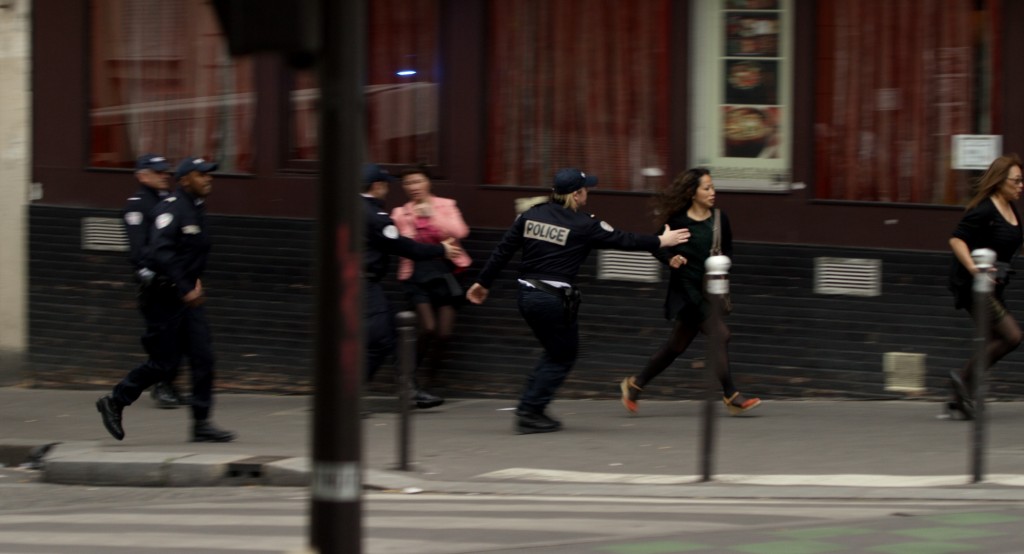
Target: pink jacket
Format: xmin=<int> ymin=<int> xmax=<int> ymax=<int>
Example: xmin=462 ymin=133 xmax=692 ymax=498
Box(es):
xmin=390 ymin=196 xmax=472 ymax=280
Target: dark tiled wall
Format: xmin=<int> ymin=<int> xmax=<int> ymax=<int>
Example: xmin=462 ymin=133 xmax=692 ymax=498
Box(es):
xmin=28 ymin=205 xmax=1024 ymax=400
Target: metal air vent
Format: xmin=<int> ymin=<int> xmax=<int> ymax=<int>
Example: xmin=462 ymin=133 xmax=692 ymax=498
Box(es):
xmin=82 ymin=217 xmax=128 ymax=252
xmin=883 ymin=352 xmax=926 ymax=393
xmin=814 ymin=257 xmax=881 ymax=297
xmin=597 ymin=250 xmax=661 ymax=283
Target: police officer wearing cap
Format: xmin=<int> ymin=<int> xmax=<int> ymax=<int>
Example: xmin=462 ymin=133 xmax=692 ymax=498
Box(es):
xmin=97 ymin=156 xmax=236 ymax=443
xmin=363 ymin=164 xmax=461 ymax=408
xmin=123 ymin=153 xmax=187 ymax=409
xmin=467 ymin=168 xmax=691 ymax=434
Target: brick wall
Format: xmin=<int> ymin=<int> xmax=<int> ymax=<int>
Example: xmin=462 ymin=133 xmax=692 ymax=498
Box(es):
xmin=28 ymin=205 xmax=1024 ymax=400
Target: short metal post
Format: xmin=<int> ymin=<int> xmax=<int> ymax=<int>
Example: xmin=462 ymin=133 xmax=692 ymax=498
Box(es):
xmin=395 ymin=311 xmax=417 ymax=471
xmin=970 ymin=248 xmax=994 ymax=483
xmin=700 ymin=255 xmax=731 ymax=482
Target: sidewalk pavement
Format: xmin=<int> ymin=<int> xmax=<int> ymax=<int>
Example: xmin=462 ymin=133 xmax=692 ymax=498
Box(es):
xmin=3 ymin=386 xmax=1024 ymax=500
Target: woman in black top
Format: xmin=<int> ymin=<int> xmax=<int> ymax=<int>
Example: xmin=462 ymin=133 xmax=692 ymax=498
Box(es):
xmin=620 ymin=168 xmax=761 ymax=416
xmin=947 ymin=154 xmax=1024 ymax=419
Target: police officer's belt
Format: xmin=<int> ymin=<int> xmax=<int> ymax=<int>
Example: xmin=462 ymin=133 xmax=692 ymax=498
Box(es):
xmin=139 ymin=275 xmax=174 ymax=288
xmin=522 ymin=279 xmax=582 ymax=324
xmin=521 ymin=278 xmax=574 ymax=297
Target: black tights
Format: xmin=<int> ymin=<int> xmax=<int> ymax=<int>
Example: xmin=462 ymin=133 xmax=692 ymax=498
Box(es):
xmin=415 ymin=303 xmax=455 ymax=385
xmin=636 ymin=317 xmax=737 ymax=397
xmin=959 ymin=313 xmax=1023 ymax=387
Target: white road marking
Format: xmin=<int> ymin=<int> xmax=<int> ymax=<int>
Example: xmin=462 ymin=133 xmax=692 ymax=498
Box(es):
xmin=476 ymin=468 xmax=1024 ymax=487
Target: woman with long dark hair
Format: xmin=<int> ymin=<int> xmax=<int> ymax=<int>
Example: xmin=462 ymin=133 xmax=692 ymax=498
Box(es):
xmin=947 ymin=154 xmax=1024 ymax=419
xmin=620 ymin=168 xmax=761 ymax=416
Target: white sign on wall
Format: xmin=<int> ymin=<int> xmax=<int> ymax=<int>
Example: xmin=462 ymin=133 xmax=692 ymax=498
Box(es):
xmin=952 ymin=135 xmax=1002 ymax=170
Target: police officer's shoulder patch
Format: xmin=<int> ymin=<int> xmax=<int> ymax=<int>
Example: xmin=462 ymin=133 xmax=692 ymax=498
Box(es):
xmin=155 ymin=213 xmax=174 ymax=229
xmin=124 ymin=211 xmax=143 ymax=226
xmin=164 ymin=197 xmax=177 ymax=203
xmin=383 ymin=224 xmax=399 ymax=239
xmin=600 ymin=220 xmax=615 ymax=232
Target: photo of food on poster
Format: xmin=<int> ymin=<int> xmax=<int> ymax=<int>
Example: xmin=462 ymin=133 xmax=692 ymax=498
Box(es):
xmin=725 ymin=60 xmax=777 ymax=105
xmin=723 ymin=106 xmax=780 ymax=159
xmin=725 ymin=12 xmax=780 ymax=57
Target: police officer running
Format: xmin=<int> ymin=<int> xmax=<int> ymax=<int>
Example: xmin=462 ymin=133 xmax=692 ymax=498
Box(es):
xmin=363 ymin=164 xmax=461 ymax=408
xmin=123 ymin=153 xmax=188 ymax=409
xmin=467 ymin=168 xmax=691 ymax=434
xmin=97 ymin=156 xmax=236 ymax=443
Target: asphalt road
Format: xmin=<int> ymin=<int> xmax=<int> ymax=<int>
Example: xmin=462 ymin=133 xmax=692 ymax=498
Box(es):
xmin=2 ymin=474 xmax=1024 ymax=553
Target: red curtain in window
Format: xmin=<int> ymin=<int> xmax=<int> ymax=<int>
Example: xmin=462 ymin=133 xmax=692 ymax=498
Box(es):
xmin=366 ymin=0 xmax=439 ymax=165
xmin=89 ymin=0 xmax=254 ymax=171
xmin=486 ymin=0 xmax=671 ymax=190
xmin=814 ymin=0 xmax=1001 ymax=204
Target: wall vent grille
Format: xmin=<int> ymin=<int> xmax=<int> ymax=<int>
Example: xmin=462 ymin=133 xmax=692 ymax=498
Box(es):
xmin=82 ymin=217 xmax=128 ymax=252
xmin=814 ymin=257 xmax=881 ymax=297
xmin=597 ymin=251 xmax=661 ymax=283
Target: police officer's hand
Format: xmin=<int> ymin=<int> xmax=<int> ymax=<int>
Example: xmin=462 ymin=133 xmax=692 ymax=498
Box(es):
xmin=466 ymin=283 xmax=489 ymax=305
xmin=441 ymin=238 xmax=463 ymax=260
xmin=669 ymin=255 xmax=688 ymax=269
xmin=183 ymin=287 xmax=206 ymax=307
xmin=658 ymin=225 xmax=691 ymax=248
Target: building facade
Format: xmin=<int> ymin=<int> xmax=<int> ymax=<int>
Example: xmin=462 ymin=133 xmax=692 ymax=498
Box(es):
xmin=26 ymin=0 xmax=1024 ymax=400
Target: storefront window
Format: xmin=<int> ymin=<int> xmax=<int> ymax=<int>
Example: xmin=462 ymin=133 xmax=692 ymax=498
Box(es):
xmin=484 ymin=0 xmax=671 ymax=191
xmin=89 ymin=0 xmax=254 ymax=172
xmin=290 ymin=0 xmax=440 ymax=165
xmin=814 ymin=0 xmax=1002 ymax=204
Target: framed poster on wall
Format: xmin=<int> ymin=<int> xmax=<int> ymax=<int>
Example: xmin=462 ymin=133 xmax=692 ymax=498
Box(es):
xmin=691 ymin=0 xmax=792 ymax=192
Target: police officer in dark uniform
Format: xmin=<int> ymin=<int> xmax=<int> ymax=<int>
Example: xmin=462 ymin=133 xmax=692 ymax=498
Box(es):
xmin=467 ymin=168 xmax=690 ymax=434
xmin=123 ymin=153 xmax=187 ymax=409
xmin=97 ymin=156 xmax=235 ymax=443
xmin=363 ymin=164 xmax=460 ymax=408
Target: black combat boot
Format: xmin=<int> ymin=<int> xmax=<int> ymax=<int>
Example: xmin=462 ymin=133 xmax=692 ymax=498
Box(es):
xmin=405 ymin=377 xmax=444 ymax=409
xmin=192 ymin=420 xmax=237 ymax=443
xmin=96 ymin=395 xmax=125 ymax=440
xmin=411 ymin=388 xmax=445 ymax=409
xmin=150 ymin=382 xmax=184 ymax=409
xmin=514 ymin=409 xmax=561 ymax=435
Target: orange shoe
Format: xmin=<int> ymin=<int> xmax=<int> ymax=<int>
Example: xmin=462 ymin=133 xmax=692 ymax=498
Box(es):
xmin=620 ymin=376 xmax=642 ymax=414
xmin=723 ymin=392 xmax=761 ymax=415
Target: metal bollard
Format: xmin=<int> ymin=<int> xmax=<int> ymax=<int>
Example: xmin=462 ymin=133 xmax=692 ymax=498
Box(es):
xmin=700 ymin=255 xmax=731 ymax=482
xmin=395 ymin=311 xmax=417 ymax=471
xmin=969 ymin=248 xmax=995 ymax=483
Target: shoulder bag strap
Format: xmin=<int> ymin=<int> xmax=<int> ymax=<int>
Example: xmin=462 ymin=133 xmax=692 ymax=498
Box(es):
xmin=711 ymin=209 xmax=722 ymax=256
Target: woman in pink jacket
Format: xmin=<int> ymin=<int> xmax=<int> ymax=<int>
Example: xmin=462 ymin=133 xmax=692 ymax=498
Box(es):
xmin=391 ymin=168 xmax=472 ymax=390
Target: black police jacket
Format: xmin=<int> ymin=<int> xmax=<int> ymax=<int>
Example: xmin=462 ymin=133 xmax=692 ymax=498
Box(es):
xmin=475 ymin=200 xmax=661 ymax=287
xmin=362 ymin=195 xmax=445 ymax=281
xmin=122 ymin=185 xmax=169 ymax=272
xmin=147 ymin=188 xmax=210 ymax=297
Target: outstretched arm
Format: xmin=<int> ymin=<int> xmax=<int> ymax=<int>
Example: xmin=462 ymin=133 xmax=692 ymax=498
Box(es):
xmin=466 ymin=283 xmax=489 ymax=305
